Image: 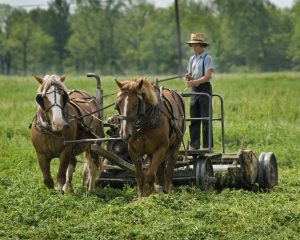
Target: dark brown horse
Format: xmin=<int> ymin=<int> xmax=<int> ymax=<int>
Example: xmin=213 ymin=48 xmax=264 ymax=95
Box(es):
xmin=30 ymin=74 xmax=104 ymax=192
xmin=115 ymin=78 xmax=185 ymax=197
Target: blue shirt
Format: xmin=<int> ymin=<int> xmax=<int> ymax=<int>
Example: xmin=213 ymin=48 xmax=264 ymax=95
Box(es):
xmin=187 ymin=50 xmax=214 ymax=81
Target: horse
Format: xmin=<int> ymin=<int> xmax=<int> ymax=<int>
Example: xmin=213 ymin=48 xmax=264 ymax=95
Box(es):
xmin=115 ymin=78 xmax=185 ymax=197
xmin=30 ymin=74 xmax=104 ymax=193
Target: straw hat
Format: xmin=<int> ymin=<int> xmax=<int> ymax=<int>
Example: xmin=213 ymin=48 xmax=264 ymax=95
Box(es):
xmin=186 ymin=33 xmax=209 ymax=47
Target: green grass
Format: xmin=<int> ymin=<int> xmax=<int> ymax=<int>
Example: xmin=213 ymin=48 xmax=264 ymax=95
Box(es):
xmin=0 ymin=73 xmax=300 ymax=239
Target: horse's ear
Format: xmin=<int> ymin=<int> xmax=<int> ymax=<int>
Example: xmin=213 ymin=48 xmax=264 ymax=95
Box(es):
xmin=115 ymin=79 xmax=123 ymax=89
xmin=60 ymin=75 xmax=66 ymax=82
xmin=138 ymin=79 xmax=144 ymax=90
xmin=33 ymin=75 xmax=44 ymax=84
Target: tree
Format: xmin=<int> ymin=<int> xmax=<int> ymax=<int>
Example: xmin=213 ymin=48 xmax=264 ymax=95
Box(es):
xmin=0 ymin=0 xmax=296 ymax=74
xmin=213 ymin=0 xmax=272 ymax=71
xmin=180 ymin=0 xmax=218 ymax=71
xmin=47 ymin=0 xmax=71 ymax=73
xmin=0 ymin=4 xmax=16 ymax=74
xmin=262 ymin=3 xmax=292 ymax=71
xmin=8 ymin=12 xmax=53 ymax=75
xmin=288 ymin=0 xmax=300 ymax=70
xmin=67 ymin=0 xmax=124 ymax=74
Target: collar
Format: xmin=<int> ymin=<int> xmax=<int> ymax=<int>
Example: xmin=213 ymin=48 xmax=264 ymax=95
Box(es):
xmin=194 ymin=50 xmax=206 ymax=58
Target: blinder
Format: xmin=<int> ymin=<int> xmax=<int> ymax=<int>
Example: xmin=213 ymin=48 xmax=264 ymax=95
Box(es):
xmin=62 ymin=91 xmax=69 ymax=107
xmin=36 ymin=94 xmax=45 ymax=109
xmin=137 ymin=99 xmax=146 ymax=115
xmin=114 ymin=102 xmax=120 ymax=113
xmin=36 ymin=89 xmax=69 ymax=111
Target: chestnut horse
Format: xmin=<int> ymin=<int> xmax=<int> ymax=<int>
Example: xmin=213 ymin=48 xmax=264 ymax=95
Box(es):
xmin=30 ymin=74 xmax=104 ymax=192
xmin=115 ymin=78 xmax=185 ymax=197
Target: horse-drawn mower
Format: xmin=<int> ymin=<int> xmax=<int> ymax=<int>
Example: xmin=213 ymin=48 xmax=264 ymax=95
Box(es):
xmin=66 ymin=73 xmax=278 ymax=192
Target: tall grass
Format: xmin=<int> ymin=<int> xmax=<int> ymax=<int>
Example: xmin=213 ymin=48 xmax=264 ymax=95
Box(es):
xmin=0 ymin=73 xmax=299 ymax=239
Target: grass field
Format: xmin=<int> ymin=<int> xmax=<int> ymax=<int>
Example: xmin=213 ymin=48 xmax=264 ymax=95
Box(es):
xmin=0 ymin=73 xmax=299 ymax=239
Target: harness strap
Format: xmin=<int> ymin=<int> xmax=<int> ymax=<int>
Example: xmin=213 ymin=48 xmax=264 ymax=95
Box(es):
xmin=70 ymin=99 xmax=103 ymax=138
xmin=30 ymin=109 xmax=65 ymax=140
xmin=135 ymin=105 xmax=162 ymax=132
xmin=202 ymin=53 xmax=207 ymax=76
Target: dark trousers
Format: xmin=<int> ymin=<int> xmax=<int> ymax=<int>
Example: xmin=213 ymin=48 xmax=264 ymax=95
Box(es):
xmin=189 ymin=82 xmax=213 ymax=149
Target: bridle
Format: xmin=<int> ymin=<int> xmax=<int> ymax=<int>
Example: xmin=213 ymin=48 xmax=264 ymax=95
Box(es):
xmin=35 ymin=82 xmax=69 ymax=130
xmin=115 ymin=88 xmax=164 ymax=134
xmin=115 ymin=89 xmax=146 ymax=122
xmin=36 ymin=83 xmax=69 ymax=113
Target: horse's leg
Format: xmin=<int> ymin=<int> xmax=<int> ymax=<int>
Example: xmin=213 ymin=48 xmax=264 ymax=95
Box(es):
xmin=85 ymin=148 xmax=103 ymax=191
xmin=82 ymin=158 xmax=89 ymax=188
xmin=164 ymin=148 xmax=179 ymax=193
xmin=129 ymin=150 xmax=144 ymax=198
xmin=63 ymin=155 xmax=77 ymax=193
xmin=144 ymin=147 xmax=167 ymax=194
xmin=135 ymin=158 xmax=144 ymax=198
xmin=57 ymin=153 xmax=70 ymax=193
xmin=37 ymin=153 xmax=54 ymax=189
xmin=154 ymin=162 xmax=166 ymax=194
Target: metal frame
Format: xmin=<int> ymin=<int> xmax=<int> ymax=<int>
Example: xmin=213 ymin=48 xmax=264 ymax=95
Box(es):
xmin=181 ymin=92 xmax=225 ymax=153
xmin=64 ymin=73 xmax=278 ymax=191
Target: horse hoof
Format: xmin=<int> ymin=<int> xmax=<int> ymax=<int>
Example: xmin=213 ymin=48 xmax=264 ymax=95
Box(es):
xmin=63 ymin=184 xmax=74 ymax=193
xmin=154 ymin=184 xmax=164 ymax=194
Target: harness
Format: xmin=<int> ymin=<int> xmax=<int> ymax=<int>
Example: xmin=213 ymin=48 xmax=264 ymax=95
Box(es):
xmin=30 ymin=88 xmax=102 ymax=139
xmin=35 ymin=83 xmax=69 ymax=114
xmin=116 ymin=86 xmax=185 ymax=139
xmin=67 ymin=99 xmax=102 ymax=139
xmin=160 ymin=86 xmax=186 ymax=136
xmin=30 ymin=113 xmax=69 ymax=142
xmin=115 ymin=88 xmax=162 ymax=133
xmin=31 ymin=83 xmax=70 ymax=135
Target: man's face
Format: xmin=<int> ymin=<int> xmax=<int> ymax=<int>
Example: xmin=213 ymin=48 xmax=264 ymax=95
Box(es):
xmin=190 ymin=44 xmax=204 ymax=54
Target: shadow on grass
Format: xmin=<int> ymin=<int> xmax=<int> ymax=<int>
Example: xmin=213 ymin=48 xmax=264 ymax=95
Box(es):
xmin=75 ymin=184 xmax=137 ymax=203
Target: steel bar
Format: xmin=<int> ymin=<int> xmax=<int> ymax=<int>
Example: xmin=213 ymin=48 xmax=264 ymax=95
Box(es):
xmin=64 ymin=137 xmax=121 ymax=144
xmin=213 ymin=164 xmax=239 ymax=172
xmin=157 ymin=75 xmax=185 ymax=83
xmin=91 ymin=144 xmax=135 ymax=174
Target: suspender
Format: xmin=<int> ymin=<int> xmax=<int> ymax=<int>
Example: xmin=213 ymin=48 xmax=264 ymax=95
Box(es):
xmin=202 ymin=54 xmax=207 ymax=76
xmin=190 ymin=53 xmax=208 ymax=77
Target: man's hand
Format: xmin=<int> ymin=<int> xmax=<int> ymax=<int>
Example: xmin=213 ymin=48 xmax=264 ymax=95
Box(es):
xmin=186 ymin=79 xmax=196 ymax=88
xmin=185 ymin=73 xmax=191 ymax=81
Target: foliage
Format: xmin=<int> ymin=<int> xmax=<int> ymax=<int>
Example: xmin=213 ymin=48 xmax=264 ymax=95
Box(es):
xmin=47 ymin=0 xmax=71 ymax=73
xmin=0 ymin=0 xmax=299 ymax=75
xmin=288 ymin=0 xmax=300 ymax=69
xmin=0 ymin=73 xmax=300 ymax=239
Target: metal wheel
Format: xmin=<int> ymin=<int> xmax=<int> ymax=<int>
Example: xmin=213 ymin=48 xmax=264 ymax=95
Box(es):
xmin=258 ymin=152 xmax=278 ymax=189
xmin=195 ymin=158 xmax=215 ymax=190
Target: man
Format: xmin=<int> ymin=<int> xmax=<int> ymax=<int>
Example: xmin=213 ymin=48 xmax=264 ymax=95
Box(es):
xmin=185 ymin=32 xmax=214 ymax=151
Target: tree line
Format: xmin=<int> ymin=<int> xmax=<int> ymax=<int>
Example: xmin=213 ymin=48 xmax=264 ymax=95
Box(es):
xmin=0 ymin=0 xmax=299 ymax=75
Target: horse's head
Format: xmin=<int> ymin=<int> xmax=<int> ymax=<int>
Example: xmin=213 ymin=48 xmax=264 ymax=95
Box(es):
xmin=115 ymin=78 xmax=157 ymax=141
xmin=34 ymin=74 xmax=69 ymax=132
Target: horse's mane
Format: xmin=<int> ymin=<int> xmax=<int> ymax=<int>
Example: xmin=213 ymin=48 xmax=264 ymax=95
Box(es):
xmin=121 ymin=78 xmax=158 ymax=106
xmin=38 ymin=75 xmax=68 ymax=94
